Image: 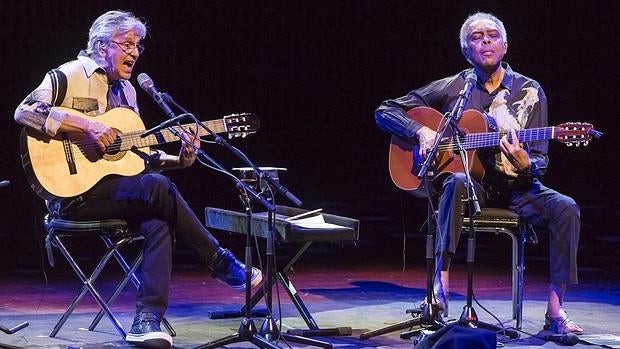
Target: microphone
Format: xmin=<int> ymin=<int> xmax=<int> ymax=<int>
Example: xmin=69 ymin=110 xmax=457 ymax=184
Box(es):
xmin=463 ymin=71 xmax=477 ymax=93
xmin=464 ymin=70 xmax=477 ymax=85
xmin=141 ymin=114 xmax=187 ymax=138
xmin=541 ymin=333 xmax=579 ymax=346
xmin=137 ymin=73 xmax=176 ymax=119
xmin=452 ymin=71 xmax=477 ymax=122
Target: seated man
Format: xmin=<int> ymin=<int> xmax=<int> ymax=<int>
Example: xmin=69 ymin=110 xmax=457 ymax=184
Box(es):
xmin=15 ymin=10 xmax=262 ymax=349
xmin=375 ymin=12 xmax=583 ymax=335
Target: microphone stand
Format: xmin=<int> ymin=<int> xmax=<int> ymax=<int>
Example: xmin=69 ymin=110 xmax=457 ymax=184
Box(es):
xmin=361 ymin=73 xmax=503 ymax=342
xmin=359 ymin=165 xmax=446 ymax=340
xmin=158 ymin=94 xmax=331 ymax=349
xmin=450 ymin=118 xmax=520 ymax=339
xmin=424 ymin=78 xmax=513 ymax=339
xmin=360 ymin=93 xmax=467 ymax=341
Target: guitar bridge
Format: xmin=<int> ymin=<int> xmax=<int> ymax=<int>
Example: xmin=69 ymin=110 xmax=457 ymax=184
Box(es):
xmin=62 ymin=134 xmax=77 ymax=175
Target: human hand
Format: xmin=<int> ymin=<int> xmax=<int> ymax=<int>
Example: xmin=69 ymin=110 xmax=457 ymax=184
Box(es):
xmin=178 ymin=127 xmax=200 ymax=167
xmin=87 ymin=121 xmax=117 ymax=152
xmin=416 ymin=126 xmax=437 ymax=158
xmin=500 ymin=129 xmax=530 ymax=172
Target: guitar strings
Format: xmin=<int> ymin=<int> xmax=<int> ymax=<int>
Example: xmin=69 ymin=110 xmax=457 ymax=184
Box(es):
xmin=60 ymin=121 xmax=226 ymax=161
xmin=433 ymin=127 xmax=557 ymax=152
xmin=62 ymin=111 xmax=253 ymax=156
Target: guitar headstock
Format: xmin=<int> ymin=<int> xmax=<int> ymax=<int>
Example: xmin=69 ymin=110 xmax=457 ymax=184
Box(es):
xmin=223 ymin=113 xmax=260 ymax=138
xmin=554 ymin=122 xmax=601 ymax=146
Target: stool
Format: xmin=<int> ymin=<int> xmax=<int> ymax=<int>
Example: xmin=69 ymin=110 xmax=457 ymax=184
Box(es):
xmin=462 ymin=207 xmax=534 ymax=329
xmin=44 ymin=217 xmax=175 ymax=339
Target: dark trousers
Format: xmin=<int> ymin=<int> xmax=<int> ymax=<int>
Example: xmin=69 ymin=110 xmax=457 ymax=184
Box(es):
xmin=436 ymin=172 xmax=580 ymax=285
xmin=50 ymin=173 xmax=221 ymax=318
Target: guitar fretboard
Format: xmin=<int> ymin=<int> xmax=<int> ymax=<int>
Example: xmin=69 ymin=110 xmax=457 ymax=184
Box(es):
xmin=459 ymin=127 xmax=555 ymax=150
xmin=117 ymin=120 xmax=226 ymax=151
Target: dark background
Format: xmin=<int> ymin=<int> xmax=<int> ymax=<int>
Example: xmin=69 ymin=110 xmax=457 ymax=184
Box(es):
xmin=0 ymin=1 xmax=618 ymax=278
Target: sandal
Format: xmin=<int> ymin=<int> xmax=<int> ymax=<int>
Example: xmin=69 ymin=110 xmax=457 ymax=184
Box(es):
xmin=544 ymin=313 xmax=584 ymax=334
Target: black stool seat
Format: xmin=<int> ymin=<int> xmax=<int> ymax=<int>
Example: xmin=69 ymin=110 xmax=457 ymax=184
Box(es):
xmin=464 ymin=207 xmax=520 ymax=227
xmin=46 ymin=218 xmax=131 ymax=234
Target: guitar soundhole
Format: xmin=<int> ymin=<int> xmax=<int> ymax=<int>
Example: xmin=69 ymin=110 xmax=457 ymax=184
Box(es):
xmin=102 ymin=135 xmax=125 ymax=161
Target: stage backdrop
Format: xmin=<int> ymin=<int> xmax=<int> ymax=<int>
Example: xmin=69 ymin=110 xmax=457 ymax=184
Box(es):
xmin=0 ymin=1 xmax=617 ymax=275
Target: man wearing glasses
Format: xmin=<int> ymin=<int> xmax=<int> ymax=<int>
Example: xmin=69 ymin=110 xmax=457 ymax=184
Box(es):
xmin=15 ymin=10 xmax=261 ymax=349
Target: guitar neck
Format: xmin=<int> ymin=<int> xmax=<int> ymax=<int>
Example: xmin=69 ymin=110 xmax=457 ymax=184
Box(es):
xmin=462 ymin=126 xmax=555 ymax=150
xmin=118 ymin=119 xmax=226 ymax=150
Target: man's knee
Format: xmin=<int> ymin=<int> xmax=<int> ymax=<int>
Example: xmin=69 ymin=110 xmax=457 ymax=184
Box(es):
xmin=141 ymin=173 xmax=173 ymax=193
xmin=140 ymin=173 xmax=178 ymax=204
xmin=555 ymin=195 xmax=580 ymax=220
xmin=441 ymin=173 xmax=468 ymax=201
xmin=444 ymin=173 xmax=468 ymax=188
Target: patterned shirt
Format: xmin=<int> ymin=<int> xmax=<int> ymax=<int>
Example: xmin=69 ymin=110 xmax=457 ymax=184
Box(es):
xmin=375 ymin=63 xmax=548 ymax=179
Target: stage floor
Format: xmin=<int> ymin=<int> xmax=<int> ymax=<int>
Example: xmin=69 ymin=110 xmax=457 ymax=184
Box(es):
xmin=1 ymin=253 xmax=619 ymax=349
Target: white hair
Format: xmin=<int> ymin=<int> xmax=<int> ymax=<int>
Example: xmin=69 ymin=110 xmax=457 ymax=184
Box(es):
xmin=459 ymin=12 xmax=507 ymax=51
xmin=86 ymin=10 xmax=147 ymax=55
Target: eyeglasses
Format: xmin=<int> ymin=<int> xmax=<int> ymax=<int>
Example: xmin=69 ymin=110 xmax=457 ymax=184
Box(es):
xmin=109 ymin=40 xmax=145 ymax=54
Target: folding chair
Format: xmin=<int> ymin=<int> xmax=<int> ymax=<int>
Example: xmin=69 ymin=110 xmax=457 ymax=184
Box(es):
xmin=44 ymin=217 xmax=175 ymax=339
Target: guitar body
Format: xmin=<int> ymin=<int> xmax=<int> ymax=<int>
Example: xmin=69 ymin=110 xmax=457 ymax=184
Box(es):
xmin=21 ymin=107 xmax=260 ymax=200
xmin=21 ymin=107 xmax=149 ymax=200
xmin=388 ymin=107 xmax=487 ymax=198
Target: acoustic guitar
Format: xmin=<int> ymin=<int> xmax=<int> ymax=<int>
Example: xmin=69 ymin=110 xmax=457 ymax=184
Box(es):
xmin=389 ymin=106 xmax=600 ymax=198
xmin=20 ymin=107 xmax=259 ymax=200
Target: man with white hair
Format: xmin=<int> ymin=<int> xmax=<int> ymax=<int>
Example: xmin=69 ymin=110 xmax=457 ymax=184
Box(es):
xmin=15 ymin=10 xmax=262 ymax=349
xmin=375 ymin=12 xmax=583 ymax=335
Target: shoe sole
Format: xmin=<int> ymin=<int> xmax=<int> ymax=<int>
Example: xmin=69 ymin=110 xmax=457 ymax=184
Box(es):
xmin=126 ymin=331 xmax=172 ymax=349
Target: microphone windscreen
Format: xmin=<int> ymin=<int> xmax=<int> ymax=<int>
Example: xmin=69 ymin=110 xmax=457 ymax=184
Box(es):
xmin=137 ymin=73 xmax=153 ymax=91
xmin=465 ymin=71 xmax=477 ymax=83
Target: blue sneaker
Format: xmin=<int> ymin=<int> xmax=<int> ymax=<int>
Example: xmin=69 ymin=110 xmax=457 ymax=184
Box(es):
xmin=125 ymin=312 xmax=172 ymax=349
xmin=211 ymin=248 xmax=262 ymax=290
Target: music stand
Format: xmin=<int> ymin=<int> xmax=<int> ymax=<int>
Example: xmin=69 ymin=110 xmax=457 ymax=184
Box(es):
xmin=241 ymin=168 xmax=334 ymax=348
xmin=204 ymin=205 xmax=359 ymax=341
xmin=196 ymin=186 xmax=279 ymax=349
xmin=184 ymin=148 xmax=330 ymax=348
xmin=198 ymin=167 xmax=331 ymax=348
